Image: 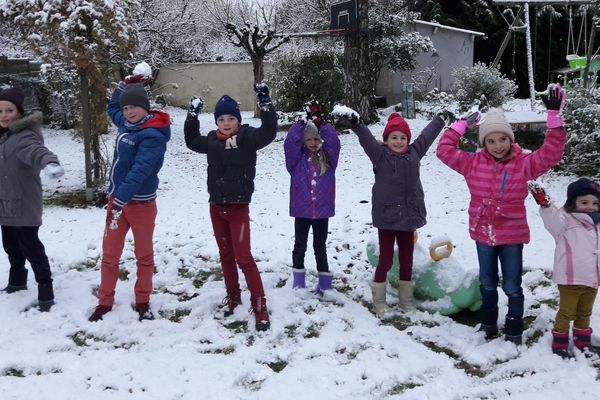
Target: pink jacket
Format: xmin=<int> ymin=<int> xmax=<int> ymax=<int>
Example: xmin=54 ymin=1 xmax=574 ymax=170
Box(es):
xmin=436 ymin=126 xmax=566 ymax=245
xmin=540 ymin=205 xmax=600 ymax=288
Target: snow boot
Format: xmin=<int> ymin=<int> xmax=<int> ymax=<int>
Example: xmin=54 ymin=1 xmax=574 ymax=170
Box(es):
xmin=573 ymin=327 xmax=598 ymax=358
xmin=397 ymin=280 xmax=416 ymax=311
xmin=135 ymin=302 xmax=154 ymax=321
xmin=313 ymin=272 xmax=333 ymax=297
xmin=250 ymin=296 xmax=270 ymax=331
xmin=3 ymin=268 xmax=28 ymax=293
xmin=222 ymin=290 xmax=242 ymax=317
xmin=504 ymin=316 xmax=523 ymax=345
xmin=292 ymin=269 xmax=306 ymax=289
xmin=88 ymin=305 xmax=112 ymax=322
xmin=479 ymin=307 xmax=499 ymax=340
xmin=37 ymin=282 xmax=54 ymax=312
xmin=551 ymin=329 xmax=573 ymax=359
xmin=370 ymin=281 xmax=392 ymax=318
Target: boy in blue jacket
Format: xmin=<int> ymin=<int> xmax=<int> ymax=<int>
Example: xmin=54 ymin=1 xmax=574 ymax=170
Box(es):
xmin=89 ymin=76 xmax=171 ymax=322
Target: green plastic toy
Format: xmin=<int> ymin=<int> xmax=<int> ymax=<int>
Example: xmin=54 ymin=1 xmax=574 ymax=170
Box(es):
xmin=366 ymin=234 xmax=481 ymax=315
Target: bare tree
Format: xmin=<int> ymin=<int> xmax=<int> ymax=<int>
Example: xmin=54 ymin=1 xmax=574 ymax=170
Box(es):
xmin=207 ymin=0 xmax=291 ymax=115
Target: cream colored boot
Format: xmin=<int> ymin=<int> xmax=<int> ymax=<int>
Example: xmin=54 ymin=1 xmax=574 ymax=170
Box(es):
xmin=370 ymin=281 xmax=392 ymax=317
xmin=397 ymin=280 xmax=416 ymax=311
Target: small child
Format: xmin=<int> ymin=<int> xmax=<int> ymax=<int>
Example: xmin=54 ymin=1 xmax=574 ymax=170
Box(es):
xmin=0 ymin=87 xmax=64 ymax=311
xmin=436 ymin=84 xmax=567 ymax=344
xmin=531 ymin=178 xmax=600 ymax=358
xmin=184 ymin=84 xmax=277 ymax=331
xmin=284 ymin=101 xmax=340 ymax=296
xmin=88 ymin=73 xmax=171 ymax=322
xmin=338 ymin=108 xmax=445 ymax=317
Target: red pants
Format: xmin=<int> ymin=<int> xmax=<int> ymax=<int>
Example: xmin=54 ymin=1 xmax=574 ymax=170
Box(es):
xmin=210 ymin=204 xmax=265 ymax=299
xmin=373 ymin=229 xmax=414 ymax=283
xmin=98 ymin=199 xmax=157 ymax=306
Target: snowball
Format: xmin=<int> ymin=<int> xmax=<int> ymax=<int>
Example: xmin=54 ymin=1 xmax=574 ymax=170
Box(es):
xmin=133 ymin=62 xmax=152 ymax=79
xmin=331 ymin=104 xmax=360 ymax=119
xmin=191 ymin=98 xmax=202 ymax=108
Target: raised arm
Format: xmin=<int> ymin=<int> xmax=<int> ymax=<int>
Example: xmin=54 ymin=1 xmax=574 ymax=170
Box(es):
xmin=319 ymin=122 xmax=340 ymax=170
xmin=284 ymin=121 xmax=305 ymax=173
xmin=411 ymin=116 xmax=445 ymax=158
xmin=184 ymin=113 xmax=208 ymax=154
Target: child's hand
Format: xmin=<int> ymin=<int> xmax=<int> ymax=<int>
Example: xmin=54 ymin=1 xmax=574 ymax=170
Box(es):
xmin=437 ymin=110 xmax=456 ymax=125
xmin=107 ymin=204 xmax=123 ymax=230
xmin=305 ymin=100 xmax=323 ymax=127
xmin=44 ymin=162 xmax=64 ymax=179
xmin=254 ymin=83 xmax=272 ymax=110
xmin=528 ymin=181 xmax=550 ymax=207
xmin=189 ymin=96 xmax=204 ymax=117
xmin=541 ymin=83 xmax=566 ymax=111
xmin=331 ymin=104 xmax=360 ymax=129
xmin=449 ymin=111 xmax=480 ymax=136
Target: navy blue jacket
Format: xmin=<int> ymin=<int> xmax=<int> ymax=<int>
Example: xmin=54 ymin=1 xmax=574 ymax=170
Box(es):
xmin=184 ymin=107 xmax=277 ymax=204
xmin=107 ymin=85 xmax=171 ymax=208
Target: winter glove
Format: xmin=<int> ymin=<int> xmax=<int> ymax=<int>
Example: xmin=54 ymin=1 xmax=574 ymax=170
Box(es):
xmin=124 ymin=74 xmax=145 ymax=85
xmin=528 ymin=181 xmax=550 ymax=208
xmin=437 ymin=110 xmax=456 ymax=125
xmin=305 ymin=100 xmax=323 ymax=127
xmin=44 ymin=162 xmax=64 ymax=179
xmin=188 ymin=96 xmax=204 ymax=117
xmin=449 ymin=111 xmax=480 ymax=136
xmin=254 ymin=83 xmax=272 ymax=111
xmin=541 ymin=83 xmax=566 ymax=129
xmin=331 ymin=105 xmax=361 ymax=129
xmin=107 ymin=203 xmax=123 ymax=230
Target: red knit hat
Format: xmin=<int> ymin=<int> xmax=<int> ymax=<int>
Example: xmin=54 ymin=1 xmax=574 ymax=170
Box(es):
xmin=383 ymin=112 xmax=411 ymax=142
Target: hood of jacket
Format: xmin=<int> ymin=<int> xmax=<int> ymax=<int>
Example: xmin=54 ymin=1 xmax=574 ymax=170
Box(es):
xmin=6 ymin=111 xmax=43 ymax=134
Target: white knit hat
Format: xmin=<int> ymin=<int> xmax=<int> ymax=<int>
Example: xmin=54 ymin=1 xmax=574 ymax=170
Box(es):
xmin=478 ymin=108 xmax=515 ymax=146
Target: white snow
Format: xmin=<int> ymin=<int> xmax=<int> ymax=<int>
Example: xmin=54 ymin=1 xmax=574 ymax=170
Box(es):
xmin=132 ymin=62 xmax=152 ymax=79
xmin=0 ymin=103 xmax=598 ymax=399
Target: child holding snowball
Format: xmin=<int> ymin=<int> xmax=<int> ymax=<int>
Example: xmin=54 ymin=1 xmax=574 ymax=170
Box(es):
xmin=334 ymin=105 xmax=445 ymax=317
xmin=0 ymin=87 xmax=65 ymax=312
xmin=530 ymin=178 xmax=600 ymax=358
xmin=88 ymin=62 xmax=171 ymax=322
xmin=285 ymin=100 xmax=340 ymax=297
xmin=436 ymin=84 xmax=568 ymax=345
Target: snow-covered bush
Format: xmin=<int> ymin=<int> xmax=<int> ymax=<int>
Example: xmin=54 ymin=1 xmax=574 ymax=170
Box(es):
xmin=268 ymin=49 xmax=344 ymax=114
xmin=416 ymin=88 xmax=457 ymax=119
xmin=40 ymin=64 xmax=80 ymax=129
xmin=452 ymin=62 xmax=517 ymax=110
xmin=559 ymin=87 xmax=600 ymax=178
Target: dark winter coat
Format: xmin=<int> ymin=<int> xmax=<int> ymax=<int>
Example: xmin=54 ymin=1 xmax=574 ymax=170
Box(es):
xmin=284 ymin=121 xmax=340 ymax=218
xmin=0 ymin=112 xmax=59 ymax=226
xmin=353 ymin=116 xmax=445 ymax=231
xmin=184 ymin=107 xmax=277 ymax=204
xmin=107 ymin=85 xmax=171 ymax=208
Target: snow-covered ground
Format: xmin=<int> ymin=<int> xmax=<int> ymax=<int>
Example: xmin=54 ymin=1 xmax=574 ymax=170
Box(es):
xmin=0 ymin=103 xmax=598 ymax=399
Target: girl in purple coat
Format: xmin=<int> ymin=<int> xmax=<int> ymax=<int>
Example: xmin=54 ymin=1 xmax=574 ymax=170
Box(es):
xmin=284 ymin=101 xmax=340 ymax=296
xmin=337 ymin=108 xmax=444 ymax=317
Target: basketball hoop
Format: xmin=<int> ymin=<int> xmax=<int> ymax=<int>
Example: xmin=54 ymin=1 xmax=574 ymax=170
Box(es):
xmin=330 ymin=0 xmax=358 ymax=32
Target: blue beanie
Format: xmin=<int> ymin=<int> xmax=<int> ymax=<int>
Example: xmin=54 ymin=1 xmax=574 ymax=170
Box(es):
xmin=214 ymin=95 xmax=242 ymax=123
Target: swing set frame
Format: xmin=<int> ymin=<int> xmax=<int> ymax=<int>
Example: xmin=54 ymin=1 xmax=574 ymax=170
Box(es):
xmin=493 ymin=0 xmax=597 ymax=109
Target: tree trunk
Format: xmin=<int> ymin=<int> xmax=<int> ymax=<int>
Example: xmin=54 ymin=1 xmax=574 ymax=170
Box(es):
xmin=79 ymin=70 xmax=94 ymax=201
xmin=342 ymin=0 xmax=376 ymax=123
xmin=252 ymin=57 xmax=265 ymax=118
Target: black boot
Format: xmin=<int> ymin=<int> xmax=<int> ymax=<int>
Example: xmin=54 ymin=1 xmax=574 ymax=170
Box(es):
xmin=37 ymin=282 xmax=54 ymax=312
xmin=3 ymin=268 xmax=28 ymax=293
xmin=479 ymin=307 xmax=498 ymax=340
xmin=504 ymin=316 xmax=523 ymax=345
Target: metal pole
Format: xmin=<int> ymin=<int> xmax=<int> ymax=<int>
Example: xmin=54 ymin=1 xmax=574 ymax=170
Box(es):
xmin=583 ymin=14 xmax=597 ymax=88
xmin=492 ymin=6 xmax=525 ymax=68
xmin=524 ymin=3 xmax=536 ymax=110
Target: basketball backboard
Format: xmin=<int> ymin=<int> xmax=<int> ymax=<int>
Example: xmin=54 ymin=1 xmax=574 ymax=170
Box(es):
xmin=330 ymin=0 xmax=358 ymax=31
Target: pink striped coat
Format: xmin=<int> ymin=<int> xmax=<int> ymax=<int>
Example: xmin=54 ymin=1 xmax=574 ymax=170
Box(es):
xmin=436 ymin=126 xmax=567 ymax=245
xmin=540 ymin=205 xmax=600 ymax=288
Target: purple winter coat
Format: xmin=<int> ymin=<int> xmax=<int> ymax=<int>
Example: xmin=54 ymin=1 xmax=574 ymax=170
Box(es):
xmin=353 ymin=116 xmax=444 ymax=231
xmin=284 ymin=121 xmax=340 ymax=219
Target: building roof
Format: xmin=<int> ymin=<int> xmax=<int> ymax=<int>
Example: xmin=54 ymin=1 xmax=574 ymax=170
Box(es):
xmin=414 ymin=20 xmax=485 ymax=37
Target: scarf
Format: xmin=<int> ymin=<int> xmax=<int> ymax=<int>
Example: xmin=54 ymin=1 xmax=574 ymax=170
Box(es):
xmin=124 ymin=113 xmax=154 ymax=130
xmin=216 ymin=129 xmax=238 ymax=149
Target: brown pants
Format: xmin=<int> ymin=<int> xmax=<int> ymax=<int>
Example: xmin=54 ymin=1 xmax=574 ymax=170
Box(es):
xmin=554 ymin=284 xmax=598 ymax=332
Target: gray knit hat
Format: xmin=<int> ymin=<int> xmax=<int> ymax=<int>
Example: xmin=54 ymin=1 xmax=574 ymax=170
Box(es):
xmin=119 ymin=84 xmax=150 ymax=111
xmin=303 ymin=120 xmax=321 ymax=142
xmin=478 ymin=108 xmax=514 ymax=146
